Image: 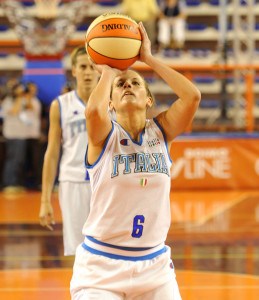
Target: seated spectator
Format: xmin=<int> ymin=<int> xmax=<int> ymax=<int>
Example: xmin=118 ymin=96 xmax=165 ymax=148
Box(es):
xmin=1 ymin=83 xmax=28 ymax=193
xmin=157 ymin=0 xmax=186 ymax=52
xmin=23 ymin=82 xmax=42 ymax=190
xmin=122 ymin=0 xmax=160 ymax=50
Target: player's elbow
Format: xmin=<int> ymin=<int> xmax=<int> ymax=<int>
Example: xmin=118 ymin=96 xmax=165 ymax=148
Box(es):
xmin=192 ymin=88 xmax=201 ymax=104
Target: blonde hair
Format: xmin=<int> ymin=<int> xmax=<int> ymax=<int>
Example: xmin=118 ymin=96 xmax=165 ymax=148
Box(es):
xmin=70 ymin=46 xmax=87 ymax=66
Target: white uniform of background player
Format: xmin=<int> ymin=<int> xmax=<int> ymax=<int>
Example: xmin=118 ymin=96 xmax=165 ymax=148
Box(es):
xmin=57 ymin=91 xmax=91 ymax=255
xmin=39 ymin=47 xmax=99 ymax=256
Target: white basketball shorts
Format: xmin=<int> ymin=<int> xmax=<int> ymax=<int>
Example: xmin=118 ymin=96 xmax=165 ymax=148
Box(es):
xmin=58 ymin=181 xmax=91 ymax=256
xmin=70 ymin=242 xmax=182 ymax=299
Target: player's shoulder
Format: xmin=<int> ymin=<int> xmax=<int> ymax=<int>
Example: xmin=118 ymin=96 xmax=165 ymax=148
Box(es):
xmin=57 ymin=90 xmax=75 ymax=102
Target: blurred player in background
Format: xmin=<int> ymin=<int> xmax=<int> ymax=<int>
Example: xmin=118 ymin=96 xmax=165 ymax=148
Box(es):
xmin=39 ymin=46 xmax=99 ymax=256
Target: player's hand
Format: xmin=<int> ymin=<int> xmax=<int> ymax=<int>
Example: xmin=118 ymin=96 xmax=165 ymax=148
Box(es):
xmin=138 ymin=22 xmax=152 ymax=63
xmin=88 ymin=54 xmax=123 ymax=75
xmin=93 ymin=63 xmax=123 ymax=79
xmin=39 ymin=202 xmax=55 ymax=231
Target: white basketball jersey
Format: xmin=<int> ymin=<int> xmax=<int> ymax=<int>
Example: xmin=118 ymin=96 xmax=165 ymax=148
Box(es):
xmin=58 ymin=91 xmax=89 ymax=182
xmin=83 ymin=119 xmax=172 ymax=247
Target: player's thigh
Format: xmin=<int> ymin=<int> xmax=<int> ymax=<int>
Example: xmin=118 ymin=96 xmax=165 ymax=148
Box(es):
xmin=131 ymin=279 xmax=182 ymax=300
xmin=157 ymin=18 xmax=171 ymax=43
xmin=173 ymin=18 xmax=185 ymax=41
xmin=72 ymin=288 xmax=124 ymax=300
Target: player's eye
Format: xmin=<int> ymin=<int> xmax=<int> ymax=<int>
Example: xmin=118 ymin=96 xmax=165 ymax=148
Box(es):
xmin=132 ymin=81 xmax=140 ymax=85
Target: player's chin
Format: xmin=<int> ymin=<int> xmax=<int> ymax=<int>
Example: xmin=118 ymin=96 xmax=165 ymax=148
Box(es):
xmin=121 ymin=94 xmax=135 ymax=101
xmin=83 ymin=81 xmax=93 ymax=87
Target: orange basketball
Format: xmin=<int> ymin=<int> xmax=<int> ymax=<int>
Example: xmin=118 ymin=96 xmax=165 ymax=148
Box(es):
xmin=85 ymin=13 xmax=142 ymax=70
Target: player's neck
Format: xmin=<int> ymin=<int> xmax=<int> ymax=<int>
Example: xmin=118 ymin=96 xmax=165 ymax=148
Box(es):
xmin=76 ymin=88 xmax=91 ymax=104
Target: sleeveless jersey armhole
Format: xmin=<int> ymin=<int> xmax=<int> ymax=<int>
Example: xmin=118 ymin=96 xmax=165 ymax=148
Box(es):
xmin=85 ymin=121 xmax=115 ymax=169
xmin=153 ymin=117 xmax=172 ymax=163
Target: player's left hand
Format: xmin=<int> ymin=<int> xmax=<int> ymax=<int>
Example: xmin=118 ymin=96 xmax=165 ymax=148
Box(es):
xmin=92 ymin=63 xmax=123 ymax=78
xmin=39 ymin=202 xmax=55 ymax=231
xmin=138 ymin=22 xmax=152 ymax=63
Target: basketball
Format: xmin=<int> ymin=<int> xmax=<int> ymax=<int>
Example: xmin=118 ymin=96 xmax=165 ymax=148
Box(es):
xmin=85 ymin=13 xmax=142 ymax=70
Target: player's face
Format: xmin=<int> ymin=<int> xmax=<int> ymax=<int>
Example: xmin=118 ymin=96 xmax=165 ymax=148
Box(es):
xmin=72 ymin=54 xmax=99 ymax=91
xmin=111 ymin=70 xmax=152 ymax=113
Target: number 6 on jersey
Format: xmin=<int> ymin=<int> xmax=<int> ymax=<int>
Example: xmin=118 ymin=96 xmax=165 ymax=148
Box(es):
xmin=131 ymin=215 xmax=145 ymax=238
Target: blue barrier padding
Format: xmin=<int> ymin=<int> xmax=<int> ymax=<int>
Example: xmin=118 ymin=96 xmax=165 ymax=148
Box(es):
xmin=23 ymin=60 xmax=66 ymax=105
xmin=186 ymin=0 xmax=201 ymax=6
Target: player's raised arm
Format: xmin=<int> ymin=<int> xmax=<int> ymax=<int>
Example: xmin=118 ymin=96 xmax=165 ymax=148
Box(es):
xmin=85 ymin=65 xmax=121 ymax=165
xmin=138 ymin=22 xmax=201 ymax=142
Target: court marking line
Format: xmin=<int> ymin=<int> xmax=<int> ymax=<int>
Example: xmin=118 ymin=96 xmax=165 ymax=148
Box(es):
xmin=1 ymin=268 xmax=259 ymax=279
xmin=0 ymin=267 xmax=72 ymax=272
xmin=2 ymin=252 xmax=259 ymax=262
xmin=0 ymin=288 xmax=69 ymax=292
xmin=1 ymin=286 xmax=259 ymax=292
xmin=0 ymin=256 xmax=74 ymax=261
xmin=172 ymin=253 xmax=259 ymax=259
xmin=0 ymin=230 xmax=62 ymax=237
xmin=177 ymin=269 xmax=259 ymax=279
xmin=180 ymin=285 xmax=259 ymax=290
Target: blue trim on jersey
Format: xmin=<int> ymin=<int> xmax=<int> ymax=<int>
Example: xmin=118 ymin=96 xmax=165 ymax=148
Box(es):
xmin=153 ymin=118 xmax=172 ymax=163
xmin=86 ymin=236 xmax=157 ymax=251
xmin=115 ymin=121 xmax=144 ymax=146
xmin=84 ymin=146 xmax=89 ymax=168
xmin=81 ymin=243 xmax=168 ymax=261
xmin=75 ymin=90 xmax=86 ymax=107
xmin=85 ymin=170 xmax=90 ymax=181
xmin=57 ymin=97 xmax=62 ymax=129
xmin=85 ymin=121 xmax=115 ymax=168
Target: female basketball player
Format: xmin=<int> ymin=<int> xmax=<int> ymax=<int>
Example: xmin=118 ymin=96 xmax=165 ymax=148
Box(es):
xmin=39 ymin=46 xmax=99 ymax=256
xmin=70 ymin=22 xmax=201 ymax=299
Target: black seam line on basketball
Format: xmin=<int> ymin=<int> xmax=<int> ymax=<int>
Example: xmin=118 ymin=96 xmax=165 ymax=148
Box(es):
xmin=89 ymin=36 xmax=141 ymax=41
xmin=88 ymin=17 xmax=139 ymax=35
xmin=88 ymin=45 xmax=139 ymax=61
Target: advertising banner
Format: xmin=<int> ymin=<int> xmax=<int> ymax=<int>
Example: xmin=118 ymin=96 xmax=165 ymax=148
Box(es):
xmin=170 ymin=134 xmax=259 ymax=189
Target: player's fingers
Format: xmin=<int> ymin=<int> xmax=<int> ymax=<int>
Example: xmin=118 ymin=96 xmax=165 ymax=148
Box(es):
xmin=50 ymin=216 xmax=56 ymax=226
xmin=40 ymin=218 xmax=53 ymax=231
xmin=45 ymin=224 xmax=54 ymax=231
xmin=39 ymin=215 xmax=46 ymax=226
xmin=139 ymin=22 xmax=147 ymax=38
xmin=39 ymin=214 xmax=54 ymax=231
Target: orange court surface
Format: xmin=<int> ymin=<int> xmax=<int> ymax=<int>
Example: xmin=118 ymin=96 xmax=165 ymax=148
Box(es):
xmin=0 ymin=189 xmax=259 ymax=300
